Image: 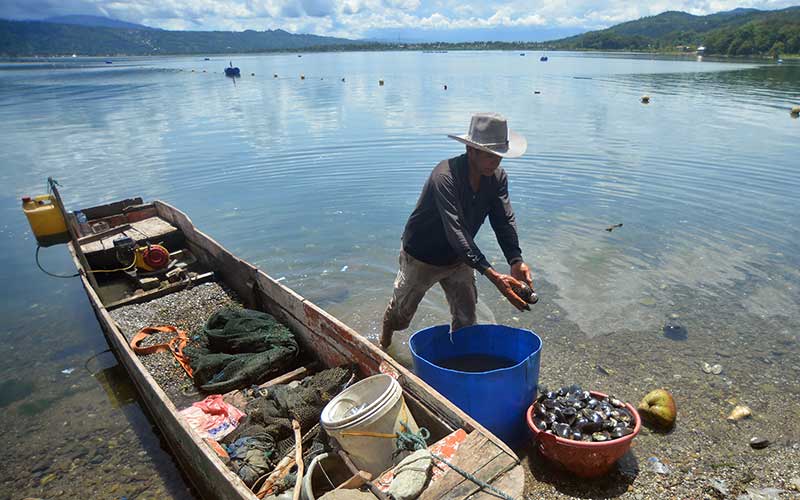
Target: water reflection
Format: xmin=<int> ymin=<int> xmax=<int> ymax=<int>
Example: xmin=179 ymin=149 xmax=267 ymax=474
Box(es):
xmin=1 ymin=52 xmax=799 ymax=498
xmin=0 ymin=378 xmax=35 ymax=407
xmin=88 ymin=352 xmax=138 ymax=409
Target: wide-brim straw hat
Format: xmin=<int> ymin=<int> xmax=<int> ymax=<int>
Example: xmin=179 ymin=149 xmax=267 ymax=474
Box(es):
xmin=447 ymin=112 xmax=527 ymax=158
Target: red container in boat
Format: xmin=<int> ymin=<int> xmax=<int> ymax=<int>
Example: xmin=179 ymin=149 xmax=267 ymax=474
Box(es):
xmin=526 ymin=391 xmax=641 ymax=478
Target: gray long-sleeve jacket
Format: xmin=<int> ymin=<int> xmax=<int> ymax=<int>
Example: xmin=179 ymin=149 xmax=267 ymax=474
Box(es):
xmin=401 ymin=153 xmax=523 ymax=274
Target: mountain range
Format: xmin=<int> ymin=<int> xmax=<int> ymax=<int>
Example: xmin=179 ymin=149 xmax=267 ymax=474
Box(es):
xmin=1 ymin=8 xmax=799 ymax=57
xmin=0 ymin=17 xmax=360 ymax=56
xmin=549 ymin=7 xmax=800 ymax=56
xmin=42 ymin=15 xmax=157 ymax=31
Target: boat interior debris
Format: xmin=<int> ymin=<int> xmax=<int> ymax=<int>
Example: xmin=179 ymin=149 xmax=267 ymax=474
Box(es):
xmin=57 ymin=194 xmax=524 ymax=500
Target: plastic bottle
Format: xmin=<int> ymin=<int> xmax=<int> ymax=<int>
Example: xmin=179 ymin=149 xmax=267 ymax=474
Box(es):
xmin=75 ymin=211 xmax=90 ymax=234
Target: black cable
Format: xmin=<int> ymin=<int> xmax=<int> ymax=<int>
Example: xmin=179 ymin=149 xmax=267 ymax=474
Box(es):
xmin=35 ymin=245 xmax=80 ymax=278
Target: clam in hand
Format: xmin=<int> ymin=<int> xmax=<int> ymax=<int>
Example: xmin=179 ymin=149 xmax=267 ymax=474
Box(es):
xmin=511 ymin=281 xmax=538 ymax=305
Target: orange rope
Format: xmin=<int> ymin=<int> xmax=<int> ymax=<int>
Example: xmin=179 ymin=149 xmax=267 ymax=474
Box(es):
xmin=130 ymin=325 xmax=194 ymax=378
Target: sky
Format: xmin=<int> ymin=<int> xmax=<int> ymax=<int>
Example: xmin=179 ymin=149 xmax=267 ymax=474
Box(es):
xmin=1 ymin=0 xmax=798 ymax=41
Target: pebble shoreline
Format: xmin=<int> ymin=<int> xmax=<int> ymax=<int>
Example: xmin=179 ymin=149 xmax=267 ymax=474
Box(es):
xmin=495 ymin=283 xmax=800 ymax=499
xmin=384 ymin=277 xmax=800 ymax=500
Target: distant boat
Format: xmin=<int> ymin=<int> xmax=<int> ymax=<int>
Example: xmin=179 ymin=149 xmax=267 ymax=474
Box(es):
xmin=520 ymin=53 xmax=525 ymax=56
xmin=224 ymin=61 xmax=240 ymax=77
xmin=204 ymin=57 xmax=210 ymax=61
xmin=777 ymin=59 xmax=784 ymax=64
xmin=540 ymin=55 xmax=548 ymax=62
xmin=71 ymin=54 xmax=77 ymax=58
xmin=105 ymin=61 xmax=113 ymax=64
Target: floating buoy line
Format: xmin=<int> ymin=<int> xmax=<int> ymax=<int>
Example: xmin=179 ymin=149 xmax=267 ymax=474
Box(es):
xmin=168 ymin=64 xmax=799 ymax=124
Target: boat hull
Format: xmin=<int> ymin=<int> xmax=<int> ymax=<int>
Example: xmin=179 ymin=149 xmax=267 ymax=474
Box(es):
xmin=67 ymin=199 xmax=525 ymax=500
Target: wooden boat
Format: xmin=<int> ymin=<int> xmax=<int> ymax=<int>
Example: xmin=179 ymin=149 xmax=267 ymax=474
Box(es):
xmin=56 ymin=189 xmax=526 ymax=499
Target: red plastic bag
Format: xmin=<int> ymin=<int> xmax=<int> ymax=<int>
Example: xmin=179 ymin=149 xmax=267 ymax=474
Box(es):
xmin=180 ymin=394 xmax=245 ymax=440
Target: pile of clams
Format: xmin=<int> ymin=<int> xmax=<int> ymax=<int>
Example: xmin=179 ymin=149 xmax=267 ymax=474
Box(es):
xmin=531 ymin=384 xmax=635 ymax=442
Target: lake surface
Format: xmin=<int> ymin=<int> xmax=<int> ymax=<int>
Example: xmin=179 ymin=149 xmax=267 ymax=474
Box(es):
xmin=1 ymin=51 xmax=798 ymax=498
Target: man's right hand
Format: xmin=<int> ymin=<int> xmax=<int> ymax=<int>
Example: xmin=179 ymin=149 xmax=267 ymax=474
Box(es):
xmin=485 ymin=268 xmax=530 ymax=311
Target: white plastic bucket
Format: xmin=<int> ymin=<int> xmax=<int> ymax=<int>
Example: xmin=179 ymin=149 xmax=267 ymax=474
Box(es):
xmin=321 ymin=374 xmax=397 ymax=429
xmin=301 ymin=453 xmax=351 ymax=500
xmin=321 ymin=374 xmax=418 ymax=475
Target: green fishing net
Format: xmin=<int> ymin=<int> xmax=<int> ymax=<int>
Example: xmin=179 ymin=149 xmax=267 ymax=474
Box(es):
xmin=187 ymin=307 xmax=299 ymax=393
xmin=222 ymin=367 xmax=353 ymax=488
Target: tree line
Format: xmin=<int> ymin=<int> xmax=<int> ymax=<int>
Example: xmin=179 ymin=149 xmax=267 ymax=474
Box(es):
xmin=1 ymin=7 xmax=799 ymax=57
xmin=549 ymin=7 xmax=800 ymax=56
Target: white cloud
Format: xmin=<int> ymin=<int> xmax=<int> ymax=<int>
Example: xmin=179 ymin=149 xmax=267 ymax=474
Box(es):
xmin=301 ymin=0 xmax=337 ymax=17
xmin=2 ymin=0 xmax=798 ymax=38
xmin=385 ymin=0 xmax=421 ymax=11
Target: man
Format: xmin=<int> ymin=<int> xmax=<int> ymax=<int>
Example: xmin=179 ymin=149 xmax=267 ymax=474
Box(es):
xmin=381 ymin=112 xmax=535 ymax=348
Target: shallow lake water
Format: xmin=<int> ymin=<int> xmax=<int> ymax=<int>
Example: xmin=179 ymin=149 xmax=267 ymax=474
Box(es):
xmin=1 ymin=51 xmax=798 ymax=499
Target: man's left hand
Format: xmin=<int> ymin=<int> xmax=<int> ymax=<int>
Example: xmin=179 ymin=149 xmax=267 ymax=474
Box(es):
xmin=511 ymin=261 xmax=533 ymax=288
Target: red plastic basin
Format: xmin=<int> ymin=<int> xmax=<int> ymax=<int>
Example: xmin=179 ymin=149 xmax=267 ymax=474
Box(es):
xmin=526 ymin=390 xmax=641 ymax=478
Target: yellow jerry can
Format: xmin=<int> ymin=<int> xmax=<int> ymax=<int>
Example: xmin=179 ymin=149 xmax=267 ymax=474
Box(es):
xmin=22 ymin=194 xmax=70 ymax=247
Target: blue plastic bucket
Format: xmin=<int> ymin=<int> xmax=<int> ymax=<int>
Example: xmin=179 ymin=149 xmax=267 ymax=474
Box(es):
xmin=409 ymin=324 xmax=542 ymax=447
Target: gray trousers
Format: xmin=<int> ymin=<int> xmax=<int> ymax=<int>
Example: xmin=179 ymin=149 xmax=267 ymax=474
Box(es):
xmin=383 ymin=250 xmax=478 ymax=334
